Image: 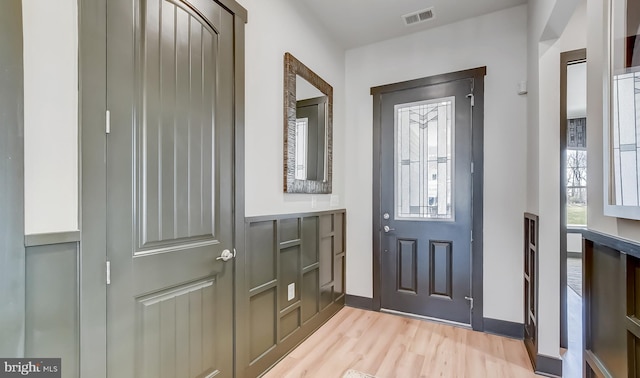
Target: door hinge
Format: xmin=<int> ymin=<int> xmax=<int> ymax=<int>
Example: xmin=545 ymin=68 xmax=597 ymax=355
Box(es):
xmin=105 ymin=110 xmax=111 ymax=134
xmin=465 ymin=296 xmax=474 ymax=309
xmin=106 ymin=261 xmax=111 ymax=285
xmin=471 ymin=230 xmax=473 ymax=242
xmin=466 ymin=93 xmax=475 ymax=107
xmin=471 ymin=162 xmax=474 ymax=174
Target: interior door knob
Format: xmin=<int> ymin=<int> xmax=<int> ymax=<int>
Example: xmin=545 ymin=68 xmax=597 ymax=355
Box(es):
xmin=216 ymin=249 xmax=235 ymax=262
xmin=383 ymin=225 xmax=395 ymax=233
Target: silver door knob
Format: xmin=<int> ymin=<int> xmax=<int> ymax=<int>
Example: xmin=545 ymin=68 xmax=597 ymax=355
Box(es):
xmin=216 ymin=249 xmax=235 ymax=262
xmin=383 ymin=225 xmax=395 ymax=233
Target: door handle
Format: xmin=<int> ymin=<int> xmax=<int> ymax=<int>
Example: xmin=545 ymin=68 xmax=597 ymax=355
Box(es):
xmin=216 ymin=249 xmax=235 ymax=262
xmin=383 ymin=225 xmax=395 ymax=233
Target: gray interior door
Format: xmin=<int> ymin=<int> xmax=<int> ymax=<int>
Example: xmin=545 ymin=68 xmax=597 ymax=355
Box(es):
xmin=106 ymin=0 xmax=235 ymax=377
xmin=379 ymin=78 xmax=473 ymax=324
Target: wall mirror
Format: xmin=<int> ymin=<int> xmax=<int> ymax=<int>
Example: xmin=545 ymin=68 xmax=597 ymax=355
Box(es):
xmin=283 ymin=52 xmax=333 ymax=193
xmin=604 ymin=0 xmax=640 ymax=219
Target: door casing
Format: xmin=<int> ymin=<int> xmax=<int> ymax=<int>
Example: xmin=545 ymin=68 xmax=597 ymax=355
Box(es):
xmin=78 ymin=1 xmax=247 ymax=376
xmin=371 ymin=67 xmax=486 ymax=331
xmin=0 ymin=0 xmax=25 ymax=358
xmin=559 ymin=48 xmax=586 ymax=350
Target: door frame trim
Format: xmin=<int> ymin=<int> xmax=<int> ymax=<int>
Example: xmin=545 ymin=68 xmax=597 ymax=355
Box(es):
xmin=370 ymin=66 xmax=486 ymax=331
xmin=0 ymin=0 xmax=25 ymax=357
xmin=559 ymin=48 xmax=586 ymax=350
xmin=78 ymin=1 xmax=246 ymax=376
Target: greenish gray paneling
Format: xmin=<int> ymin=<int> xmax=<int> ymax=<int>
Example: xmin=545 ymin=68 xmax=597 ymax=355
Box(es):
xmin=0 ymin=0 xmax=24 ymax=358
xmin=244 ymin=210 xmax=346 ymax=377
xmin=279 ymin=246 xmax=301 ymax=310
xmin=279 ymin=218 xmax=299 ymax=243
xmin=280 ymin=308 xmax=300 ymax=341
xmin=25 ymin=243 xmax=79 ymax=378
xmin=248 ymin=221 xmax=276 ymax=290
xmin=301 ymin=270 xmax=319 ymax=323
xmin=334 ymin=255 xmax=345 ymax=299
xmin=334 ymin=213 xmax=344 ymax=253
xmin=587 ymin=243 xmax=626 ymax=377
xmin=319 ymin=236 xmax=333 ymax=287
xmin=24 ymin=231 xmax=81 ymax=247
xmin=301 ymin=216 xmax=318 ymax=268
xmin=249 ymin=288 xmax=276 ymax=362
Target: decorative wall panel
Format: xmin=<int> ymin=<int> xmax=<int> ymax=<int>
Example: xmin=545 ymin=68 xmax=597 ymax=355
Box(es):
xmin=583 ymin=231 xmax=640 ymax=378
xmin=25 ymin=243 xmax=79 ymax=378
xmin=243 ymin=210 xmax=346 ymax=377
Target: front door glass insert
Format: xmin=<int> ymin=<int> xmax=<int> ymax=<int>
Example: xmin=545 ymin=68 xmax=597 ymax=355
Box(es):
xmin=395 ymin=97 xmax=455 ymax=220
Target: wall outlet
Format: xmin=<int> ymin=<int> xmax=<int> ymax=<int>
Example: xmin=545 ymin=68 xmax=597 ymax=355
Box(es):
xmin=287 ymin=283 xmax=295 ymax=301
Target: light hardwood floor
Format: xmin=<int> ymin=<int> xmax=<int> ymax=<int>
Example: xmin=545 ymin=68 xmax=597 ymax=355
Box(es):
xmin=263 ymin=307 xmax=542 ymax=378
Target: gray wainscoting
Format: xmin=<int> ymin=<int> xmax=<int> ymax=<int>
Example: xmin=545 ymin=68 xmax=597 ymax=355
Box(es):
xmin=241 ymin=209 xmax=346 ymax=377
xmin=24 ymin=237 xmax=80 ymax=378
xmin=582 ymin=230 xmax=640 ymax=378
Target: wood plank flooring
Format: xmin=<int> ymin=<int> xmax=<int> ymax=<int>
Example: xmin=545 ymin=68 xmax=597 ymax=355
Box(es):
xmin=263 ymin=307 xmax=542 ymax=378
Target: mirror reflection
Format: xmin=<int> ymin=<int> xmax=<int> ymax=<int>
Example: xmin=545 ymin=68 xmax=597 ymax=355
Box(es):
xmin=283 ymin=52 xmax=333 ymax=194
xmin=295 ymin=75 xmax=327 ymax=181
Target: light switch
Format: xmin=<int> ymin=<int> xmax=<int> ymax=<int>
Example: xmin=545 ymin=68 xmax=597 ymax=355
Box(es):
xmin=287 ymin=283 xmax=295 ymax=301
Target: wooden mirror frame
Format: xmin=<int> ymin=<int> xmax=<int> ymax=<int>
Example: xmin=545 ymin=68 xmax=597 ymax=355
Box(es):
xmin=283 ymin=52 xmax=333 ymax=194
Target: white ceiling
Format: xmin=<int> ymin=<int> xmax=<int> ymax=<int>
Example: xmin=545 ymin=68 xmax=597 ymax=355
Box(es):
xmin=297 ymin=0 xmax=528 ymax=49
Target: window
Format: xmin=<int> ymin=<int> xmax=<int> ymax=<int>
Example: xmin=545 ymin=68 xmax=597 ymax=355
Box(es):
xmin=567 ymin=117 xmax=587 ymax=225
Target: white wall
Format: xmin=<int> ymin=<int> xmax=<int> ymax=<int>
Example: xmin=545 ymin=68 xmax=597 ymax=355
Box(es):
xmin=529 ymin=0 xmax=585 ymax=358
xmin=344 ymin=6 xmax=528 ymax=324
xmin=238 ymin=0 xmax=346 ymax=217
xmin=22 ymin=0 xmax=78 ymax=235
xmin=23 ymin=0 xmax=347 ymax=229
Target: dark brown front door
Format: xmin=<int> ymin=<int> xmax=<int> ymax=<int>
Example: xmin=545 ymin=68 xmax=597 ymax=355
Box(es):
xmin=106 ymin=0 xmax=236 ymax=377
xmin=375 ymin=73 xmax=479 ymax=325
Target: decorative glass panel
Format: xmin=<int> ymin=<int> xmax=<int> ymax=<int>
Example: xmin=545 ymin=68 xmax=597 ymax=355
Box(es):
xmin=295 ymin=118 xmax=308 ymax=180
xmin=395 ymin=97 xmax=454 ymax=220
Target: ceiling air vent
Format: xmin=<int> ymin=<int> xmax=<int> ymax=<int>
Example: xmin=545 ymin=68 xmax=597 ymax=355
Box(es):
xmin=402 ymin=8 xmax=434 ymax=26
